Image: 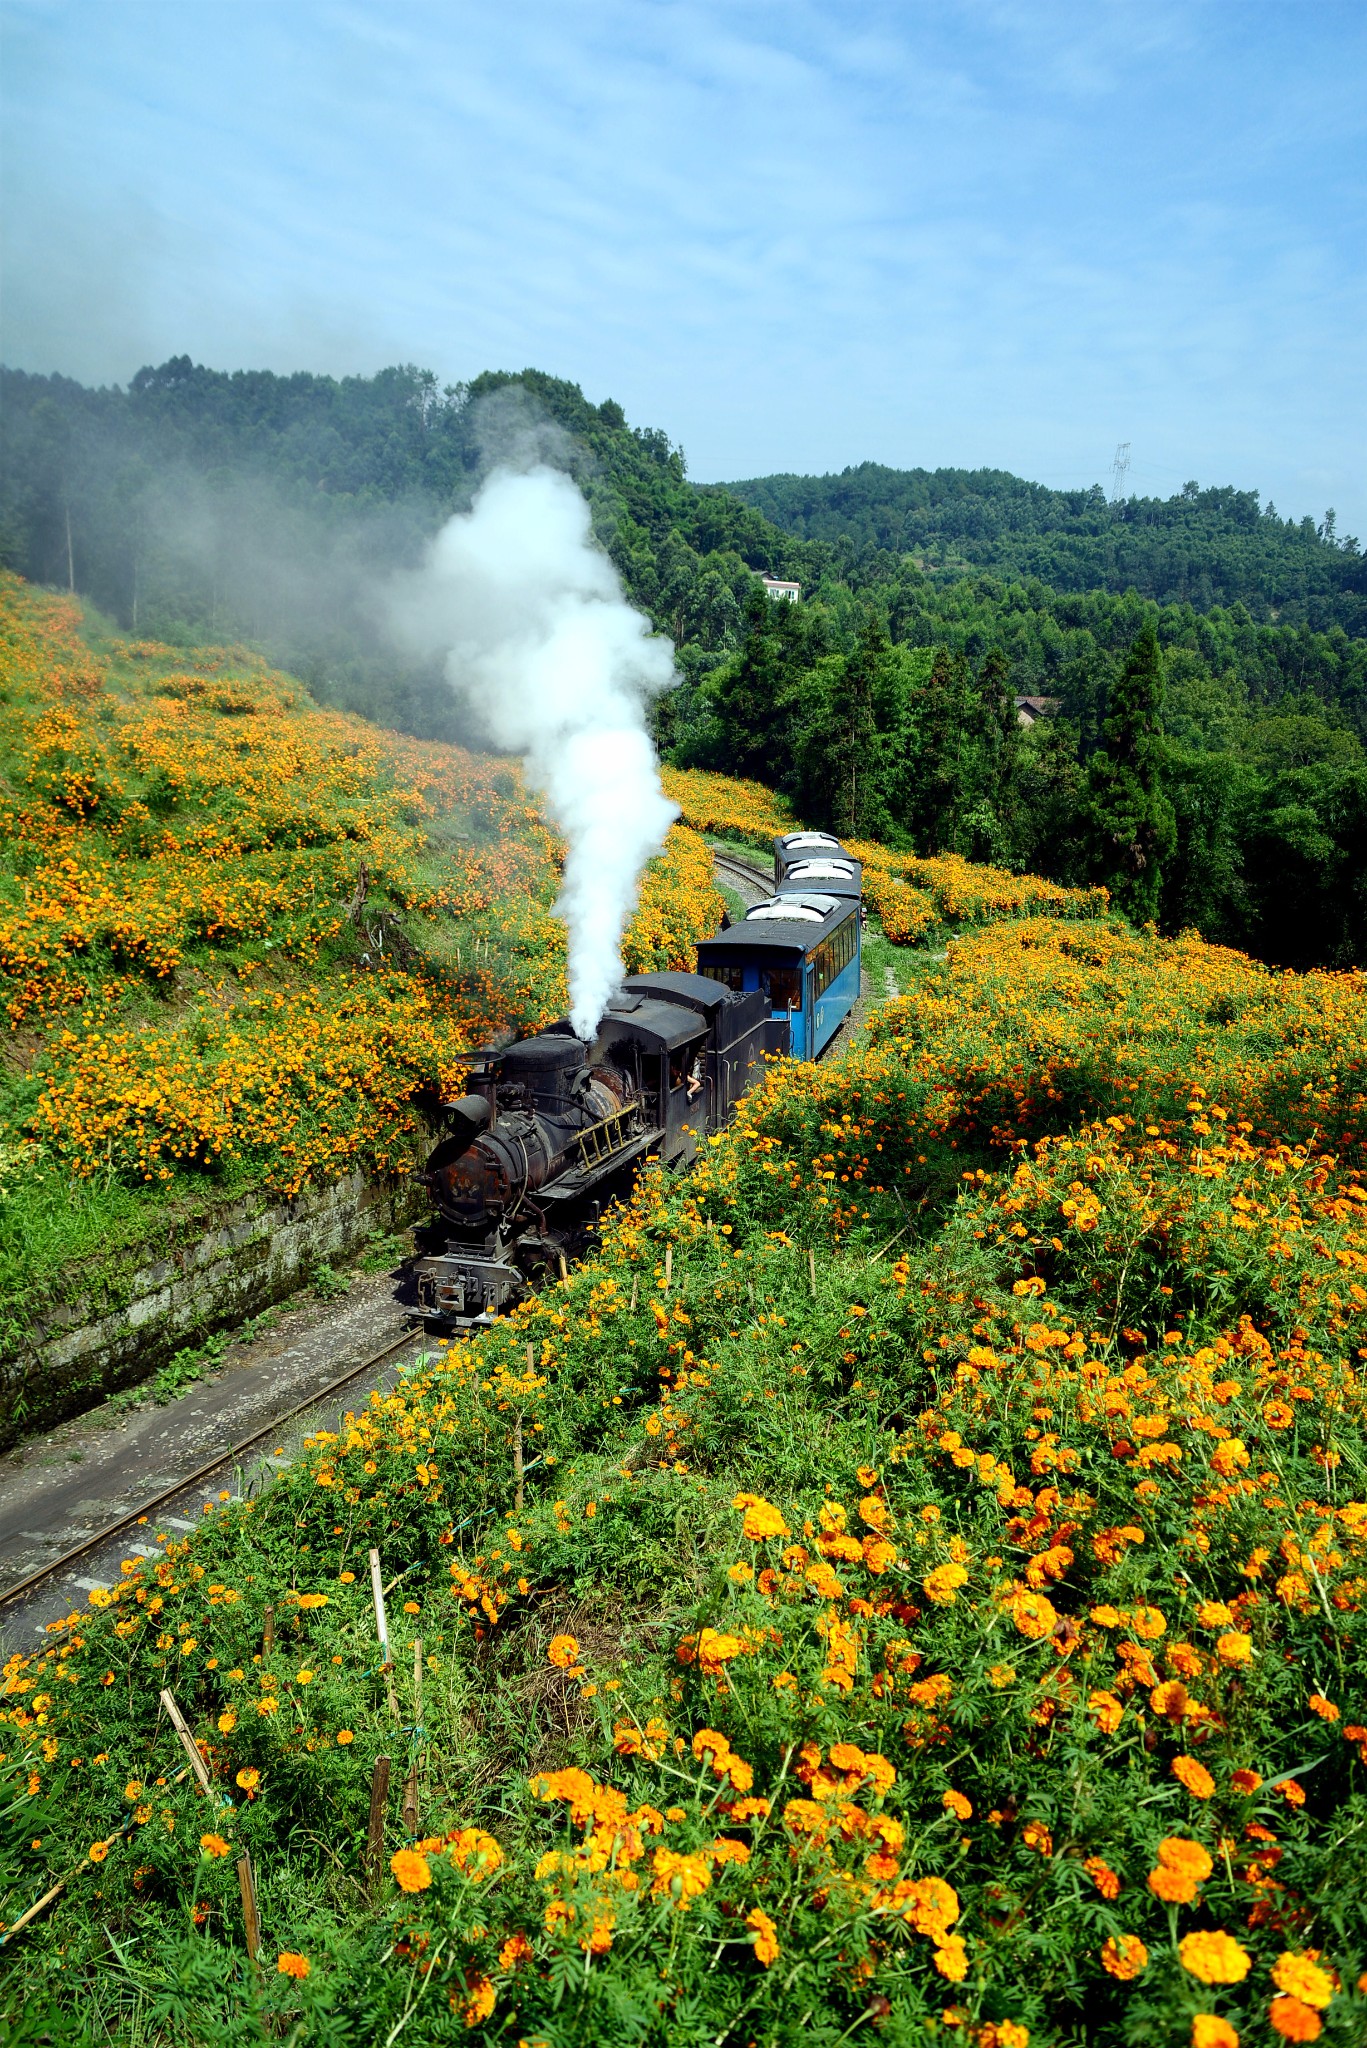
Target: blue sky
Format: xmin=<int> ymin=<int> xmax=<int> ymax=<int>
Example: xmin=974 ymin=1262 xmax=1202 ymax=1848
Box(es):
xmin=3 ymin=0 xmax=1364 ymax=531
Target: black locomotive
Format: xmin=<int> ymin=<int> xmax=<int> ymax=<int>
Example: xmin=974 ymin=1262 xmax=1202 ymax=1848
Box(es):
xmin=413 ymin=972 xmax=778 ymax=1327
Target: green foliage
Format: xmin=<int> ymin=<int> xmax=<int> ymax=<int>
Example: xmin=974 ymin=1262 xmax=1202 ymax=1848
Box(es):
xmin=725 ymin=461 xmax=1367 ymax=635
xmin=1081 ymin=629 xmax=1177 ymax=922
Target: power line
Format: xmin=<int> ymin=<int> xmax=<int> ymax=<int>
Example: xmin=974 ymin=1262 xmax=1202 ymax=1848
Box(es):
xmin=1109 ymin=441 xmax=1131 ymax=505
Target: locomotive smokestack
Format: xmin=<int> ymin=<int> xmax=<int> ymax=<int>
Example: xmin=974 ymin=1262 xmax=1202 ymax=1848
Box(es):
xmin=386 ymin=460 xmax=678 ymax=1037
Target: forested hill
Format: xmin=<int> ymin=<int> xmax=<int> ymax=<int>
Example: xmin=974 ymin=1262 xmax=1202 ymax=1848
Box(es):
xmin=725 ymin=461 xmax=1366 ymax=637
xmin=5 ymin=356 xmax=1367 ymax=971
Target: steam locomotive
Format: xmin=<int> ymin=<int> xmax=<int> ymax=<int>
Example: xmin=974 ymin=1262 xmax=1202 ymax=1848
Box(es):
xmin=413 ymin=835 xmax=863 ymax=1328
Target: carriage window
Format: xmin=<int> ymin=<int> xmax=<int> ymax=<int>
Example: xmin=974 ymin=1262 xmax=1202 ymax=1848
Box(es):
xmin=763 ymin=965 xmax=801 ymax=1011
xmin=699 ymin=963 xmax=745 ymax=991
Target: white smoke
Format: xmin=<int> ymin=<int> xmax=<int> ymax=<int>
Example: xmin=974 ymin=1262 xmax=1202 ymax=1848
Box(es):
xmin=387 ymin=465 xmax=679 ymax=1036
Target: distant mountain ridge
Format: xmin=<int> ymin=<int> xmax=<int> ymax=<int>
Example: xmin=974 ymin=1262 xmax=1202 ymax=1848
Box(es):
xmin=723 ymin=461 xmax=1366 ymax=637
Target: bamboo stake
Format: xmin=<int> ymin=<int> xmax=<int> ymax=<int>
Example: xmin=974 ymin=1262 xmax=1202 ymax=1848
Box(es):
xmin=629 ymin=1275 xmax=638 ymax=1311
xmin=402 ymin=1763 xmax=419 ymax=1836
xmin=526 ymin=1342 xmax=535 ymax=1372
xmin=664 ymin=1245 xmax=672 ymax=1291
xmin=370 ymin=1548 xmax=400 ymax=1720
xmin=262 ymin=1604 xmax=275 ymax=1653
xmin=0 ymin=1872 xmax=70 ymax=1945
xmin=808 ymin=1247 xmax=817 ymax=1298
xmin=160 ymin=1689 xmax=214 ymax=1796
xmin=558 ymin=1252 xmax=568 ymax=1282
xmin=365 ymin=1755 xmax=391 ymax=1896
xmin=513 ymin=1417 xmax=524 ymax=1513
xmin=237 ymin=1851 xmax=263 ymax=1983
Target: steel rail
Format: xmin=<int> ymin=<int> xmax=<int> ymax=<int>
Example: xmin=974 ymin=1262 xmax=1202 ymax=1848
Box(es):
xmin=0 ymin=1323 xmax=427 ymax=1612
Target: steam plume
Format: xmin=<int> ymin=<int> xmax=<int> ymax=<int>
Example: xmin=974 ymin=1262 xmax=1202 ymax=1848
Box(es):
xmin=388 ymin=465 xmax=678 ymax=1036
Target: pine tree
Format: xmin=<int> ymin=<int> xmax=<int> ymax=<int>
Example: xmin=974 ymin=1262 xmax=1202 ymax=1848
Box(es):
xmin=1082 ymin=626 xmax=1176 ymax=922
xmin=828 ymin=612 xmax=883 ymax=838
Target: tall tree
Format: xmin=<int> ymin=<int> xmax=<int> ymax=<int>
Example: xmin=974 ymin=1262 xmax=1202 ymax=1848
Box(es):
xmin=1082 ymin=627 xmax=1177 ymax=921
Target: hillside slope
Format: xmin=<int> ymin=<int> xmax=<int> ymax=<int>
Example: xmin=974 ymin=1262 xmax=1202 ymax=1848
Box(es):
xmin=724 ymin=463 xmax=1367 ymax=635
xmin=0 ymin=575 xmax=722 ymax=1431
xmin=4 ymin=891 xmax=1365 ymax=2045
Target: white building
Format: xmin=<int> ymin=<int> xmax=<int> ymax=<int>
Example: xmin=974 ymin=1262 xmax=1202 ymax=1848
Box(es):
xmin=761 ymin=573 xmax=801 ymax=603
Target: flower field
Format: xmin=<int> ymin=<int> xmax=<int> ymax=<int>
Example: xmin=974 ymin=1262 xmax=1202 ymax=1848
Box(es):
xmin=4 ymin=896 xmax=1365 ymax=2043
xmin=0 ymin=576 xmax=721 ymax=1366
xmin=660 ymin=765 xmax=1107 ymax=940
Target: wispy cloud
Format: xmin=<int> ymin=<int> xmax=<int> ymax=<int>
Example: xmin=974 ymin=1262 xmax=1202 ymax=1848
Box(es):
xmin=1 ymin=0 xmax=1363 ymax=528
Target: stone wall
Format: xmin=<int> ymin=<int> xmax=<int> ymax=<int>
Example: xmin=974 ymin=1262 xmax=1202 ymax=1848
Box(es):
xmin=2 ymin=1170 xmax=429 ymax=1450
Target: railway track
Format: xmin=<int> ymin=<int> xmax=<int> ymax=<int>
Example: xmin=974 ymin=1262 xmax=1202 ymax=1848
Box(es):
xmin=712 ymin=849 xmax=771 ymax=907
xmin=0 ymin=853 xmax=788 ymax=1641
xmin=0 ymin=1324 xmax=429 ymax=1646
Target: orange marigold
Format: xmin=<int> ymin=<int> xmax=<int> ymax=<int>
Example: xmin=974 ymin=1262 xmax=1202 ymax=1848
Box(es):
xmin=1083 ymin=1856 xmax=1120 ymax=1900
xmin=943 ymin=1789 xmax=973 ymax=1821
xmin=390 ymin=1848 xmax=432 ymax=1893
xmin=1101 ymin=1934 xmax=1148 ymax=1981
xmin=546 ymin=1634 xmax=579 ymax=1669
xmin=733 ymin=1493 xmax=790 ymax=1542
xmin=1172 ymin=1754 xmax=1216 ymax=1800
xmin=1270 ymin=1953 xmax=1335 ymax=2010
xmin=1268 ymin=1998 xmax=1322 ymax=2043
xmin=747 ymin=1906 xmax=780 ymax=1966
xmin=1008 ymin=1590 xmax=1059 ymax=1639
xmin=1191 ymin=2018 xmax=1239 ymax=2048
xmin=1179 ymin=1930 xmax=1251 ymax=1985
xmin=277 ymin=1953 xmax=310 ymax=1979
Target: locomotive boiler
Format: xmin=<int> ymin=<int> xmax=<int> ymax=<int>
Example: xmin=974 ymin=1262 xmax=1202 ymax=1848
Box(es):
xmin=413 ymin=971 xmax=774 ymax=1327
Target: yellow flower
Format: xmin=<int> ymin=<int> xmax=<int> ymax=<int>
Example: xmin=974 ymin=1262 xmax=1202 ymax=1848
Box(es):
xmin=1216 ymin=1632 xmax=1253 ymax=1666
xmin=1191 ymin=2018 xmax=1239 ymax=2048
xmin=1271 ymin=1952 xmax=1335 ymax=2011
xmin=1178 ymin=1930 xmax=1251 ymax=1985
xmin=88 ymin=1841 xmax=110 ymax=1864
xmin=199 ymin=1832 xmax=231 ymax=1858
xmin=277 ymin=1952 xmax=310 ymax=1979
xmin=942 ymin=1789 xmax=972 ymax=1821
xmin=217 ymin=1709 xmax=237 ymax=1733
xmin=922 ymin=1563 xmax=968 ymax=1606
xmin=295 ymin=1670 xmax=315 ymax=1685
xmin=546 ymin=1634 xmax=579 ymax=1669
xmin=336 ymin=1729 xmax=354 ymax=1745
xmin=733 ymin=1493 xmax=790 ymax=1542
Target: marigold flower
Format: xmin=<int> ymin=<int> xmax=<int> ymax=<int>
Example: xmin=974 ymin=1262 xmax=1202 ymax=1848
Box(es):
xmin=1306 ymin=1694 xmax=1339 ymax=1722
xmin=1088 ymin=1689 xmax=1124 ymax=1733
xmin=1179 ymin=1930 xmax=1251 ymax=1985
xmin=1100 ymin=1934 xmax=1148 ymax=1980
xmin=1196 ymin=1600 xmax=1234 ymax=1628
xmin=747 ymin=1906 xmax=780 ymax=1966
xmin=932 ymin=1934 xmax=969 ymax=1981
xmin=277 ymin=1953 xmax=310 ymax=1979
xmin=922 ymin=1562 xmax=968 ymax=1606
xmin=1084 ymin=1856 xmax=1120 ymax=1899
xmin=1191 ymin=2018 xmax=1239 ymax=2048
xmin=124 ymin=1780 xmax=143 ymax=1801
xmin=943 ymin=1789 xmax=973 ymax=1821
xmin=499 ymin=1932 xmax=534 ymax=1970
xmin=390 ymin=1848 xmax=432 ymax=1893
xmin=1230 ymin=1768 xmax=1261 ymax=1794
xmin=336 ymin=1730 xmax=354 ymax=1745
xmin=1275 ymin=1777 xmax=1306 ymax=1808
xmin=459 ymin=1975 xmax=496 ymax=2024
xmin=1216 ymin=1632 xmax=1253 ymax=1665
xmin=1008 ymin=1590 xmax=1058 ymax=1639
xmin=1268 ymin=1996 xmax=1322 ymax=2042
xmin=217 ymin=1709 xmax=237 ymax=1733
xmin=88 ymin=1841 xmax=110 ymax=1864
xmin=199 ymin=1832 xmax=231 ymax=1858
xmin=546 ymin=1634 xmax=579 ymax=1669
xmin=1271 ymin=1953 xmax=1334 ymax=2011
xmin=1150 ymin=1679 xmax=1190 ymax=1720
xmin=1021 ymin=1819 xmax=1052 ymax=1857
xmin=733 ymin=1493 xmax=790 ymax=1542
xmin=1172 ymin=1754 xmax=1215 ymax=1799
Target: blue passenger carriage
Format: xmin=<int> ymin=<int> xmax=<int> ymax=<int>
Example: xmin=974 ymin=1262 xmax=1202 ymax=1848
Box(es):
xmin=695 ymin=887 xmax=862 ymax=1060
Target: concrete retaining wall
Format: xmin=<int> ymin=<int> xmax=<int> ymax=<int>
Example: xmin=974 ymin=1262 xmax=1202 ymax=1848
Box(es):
xmin=2 ymin=1169 xmax=429 ymax=1450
